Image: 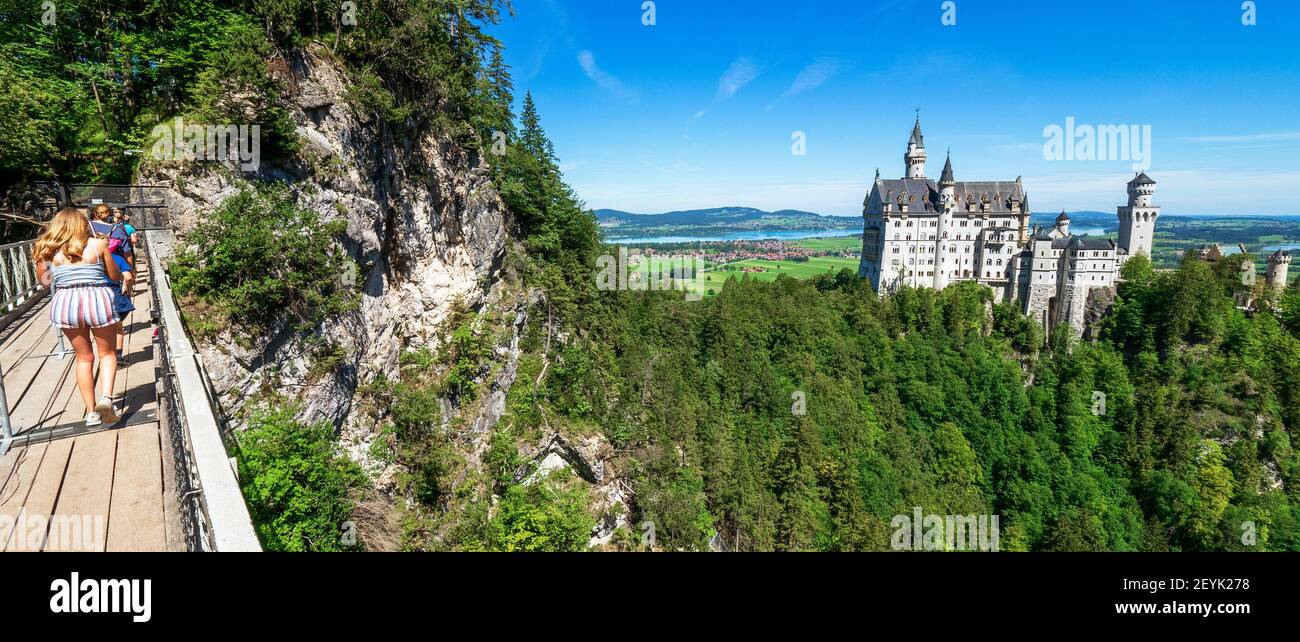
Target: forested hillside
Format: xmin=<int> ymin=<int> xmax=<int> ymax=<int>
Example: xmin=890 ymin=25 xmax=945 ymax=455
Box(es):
xmin=4 ymin=0 xmax=1298 ymax=551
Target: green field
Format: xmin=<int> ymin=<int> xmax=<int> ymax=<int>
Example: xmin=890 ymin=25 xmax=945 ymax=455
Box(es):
xmin=701 ymin=256 xmax=861 ymax=288
xmin=791 ymin=236 xmax=863 ymax=253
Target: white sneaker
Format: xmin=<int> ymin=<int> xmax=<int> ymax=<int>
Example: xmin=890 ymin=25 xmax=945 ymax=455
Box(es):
xmin=85 ymin=412 xmax=102 ymax=427
xmin=95 ymin=397 xmax=121 ymax=426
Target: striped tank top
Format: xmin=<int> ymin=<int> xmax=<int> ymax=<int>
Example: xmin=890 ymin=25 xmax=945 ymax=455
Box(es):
xmin=49 ymin=262 xmax=119 ymax=329
xmin=51 ymin=262 xmax=112 ymax=288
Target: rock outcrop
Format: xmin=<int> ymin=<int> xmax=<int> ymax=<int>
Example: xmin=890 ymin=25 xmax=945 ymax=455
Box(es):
xmin=138 ymin=44 xmax=510 ymax=433
xmin=1082 ymin=286 xmax=1117 ymax=341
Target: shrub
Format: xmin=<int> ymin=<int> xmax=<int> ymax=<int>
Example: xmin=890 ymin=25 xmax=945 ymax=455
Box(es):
xmin=235 ymin=407 xmax=366 ymax=552
xmin=486 ymin=475 xmax=595 ymax=552
xmin=170 ymin=182 xmax=357 ymax=337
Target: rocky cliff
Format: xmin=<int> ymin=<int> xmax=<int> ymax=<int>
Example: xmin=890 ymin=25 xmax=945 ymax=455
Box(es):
xmin=138 ymin=44 xmax=510 ymax=442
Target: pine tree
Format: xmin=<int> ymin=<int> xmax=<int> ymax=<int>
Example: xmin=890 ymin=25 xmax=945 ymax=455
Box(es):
xmin=519 ymin=92 xmax=556 ymax=166
xmin=487 ymin=46 xmax=514 ymax=129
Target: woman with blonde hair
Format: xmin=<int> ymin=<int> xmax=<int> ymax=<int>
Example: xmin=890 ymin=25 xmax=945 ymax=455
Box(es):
xmin=34 ymin=208 xmax=124 ymax=427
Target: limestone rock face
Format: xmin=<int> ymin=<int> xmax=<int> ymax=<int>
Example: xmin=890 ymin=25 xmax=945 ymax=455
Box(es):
xmin=137 ymin=44 xmax=510 ymax=433
xmin=1082 ymin=286 xmax=1118 ymax=341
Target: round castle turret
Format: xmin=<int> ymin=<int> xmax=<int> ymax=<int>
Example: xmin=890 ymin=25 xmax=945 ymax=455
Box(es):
xmin=1127 ymin=172 xmax=1156 ymax=207
xmin=1118 ymin=172 xmax=1159 ymax=258
xmin=904 ymin=117 xmax=926 ymax=179
xmin=934 ymin=153 xmax=955 ymax=290
xmin=1268 ymin=250 xmax=1292 ymax=291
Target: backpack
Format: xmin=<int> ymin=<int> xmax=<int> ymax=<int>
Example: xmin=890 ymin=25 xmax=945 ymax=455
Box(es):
xmin=107 ymin=223 xmax=125 ymax=253
xmin=101 ymin=222 xmax=132 ymax=256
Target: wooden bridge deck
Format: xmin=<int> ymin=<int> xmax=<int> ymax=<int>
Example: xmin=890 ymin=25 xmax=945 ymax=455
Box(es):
xmin=0 ymin=258 xmax=179 ymax=551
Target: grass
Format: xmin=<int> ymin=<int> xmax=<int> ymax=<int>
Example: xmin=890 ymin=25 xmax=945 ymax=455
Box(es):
xmin=621 ymin=255 xmax=860 ymax=298
xmin=618 ymin=236 xmax=864 ymax=298
xmin=702 ymin=256 xmax=861 ymax=285
xmin=791 ymin=236 xmax=862 ymax=253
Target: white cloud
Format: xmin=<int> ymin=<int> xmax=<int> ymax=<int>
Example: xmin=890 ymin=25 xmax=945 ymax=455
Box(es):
xmin=1024 ymin=168 xmax=1300 ymax=214
xmin=781 ymin=58 xmax=844 ymax=99
xmin=696 ymin=58 xmax=761 ymax=118
xmin=579 ymin=178 xmax=865 ymax=216
xmin=640 ymin=159 xmax=699 ymax=176
xmin=1179 ymin=131 xmax=1300 ymax=144
xmin=716 ymin=58 xmax=760 ymax=100
xmin=577 ymin=50 xmax=635 ymax=99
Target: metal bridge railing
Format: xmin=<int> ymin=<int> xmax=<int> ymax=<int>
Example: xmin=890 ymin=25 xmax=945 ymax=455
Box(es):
xmin=24 ymin=182 xmax=173 ymax=230
xmin=145 ymin=229 xmax=261 ymax=551
xmin=0 ymin=239 xmax=43 ymax=454
xmin=0 ymin=240 xmax=41 ymax=313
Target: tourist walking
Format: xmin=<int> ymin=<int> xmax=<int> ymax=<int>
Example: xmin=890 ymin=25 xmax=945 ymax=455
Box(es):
xmin=90 ymin=204 xmax=136 ymax=365
xmin=33 ymin=208 xmax=124 ymax=427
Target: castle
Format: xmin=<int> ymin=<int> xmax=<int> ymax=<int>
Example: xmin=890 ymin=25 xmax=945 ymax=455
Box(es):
xmin=859 ymin=117 xmax=1159 ymax=334
xmin=1193 ymin=243 xmax=1292 ymax=309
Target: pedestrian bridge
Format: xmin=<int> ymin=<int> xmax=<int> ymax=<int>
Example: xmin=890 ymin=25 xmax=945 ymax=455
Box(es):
xmin=0 ymin=221 xmax=261 ymax=551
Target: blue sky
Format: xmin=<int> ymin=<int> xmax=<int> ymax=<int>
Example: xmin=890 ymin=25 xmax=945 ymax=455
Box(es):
xmin=491 ymin=0 xmax=1300 ymax=215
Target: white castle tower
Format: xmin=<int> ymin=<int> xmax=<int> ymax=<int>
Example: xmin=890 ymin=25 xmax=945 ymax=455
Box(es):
xmin=934 ymin=153 xmax=956 ymax=290
xmin=1267 ymin=250 xmax=1292 ymax=291
xmin=1118 ymin=172 xmax=1159 ymax=258
xmin=904 ymin=117 xmax=926 ymax=179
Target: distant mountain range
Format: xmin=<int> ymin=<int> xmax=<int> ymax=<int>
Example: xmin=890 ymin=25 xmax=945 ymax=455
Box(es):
xmin=595 ymin=206 xmax=857 ymax=229
xmin=595 ymin=207 xmax=1121 ymax=237
xmin=596 ymin=206 xmax=1300 ymax=243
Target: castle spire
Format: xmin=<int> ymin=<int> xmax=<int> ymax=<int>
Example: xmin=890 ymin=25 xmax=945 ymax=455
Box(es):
xmin=904 ymin=113 xmax=927 ymax=179
xmin=939 ymin=150 xmax=954 ymax=186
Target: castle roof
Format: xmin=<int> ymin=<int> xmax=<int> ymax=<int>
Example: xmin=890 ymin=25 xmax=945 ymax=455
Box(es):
xmin=909 ymin=118 xmax=924 ymax=147
xmin=869 ymin=178 xmax=1027 ymax=214
xmin=1056 ymin=210 xmax=1070 ymax=222
xmin=939 ymin=154 xmax=955 ymax=185
xmin=1129 ymin=172 xmax=1156 ymax=185
xmin=1057 ymin=235 xmax=1116 ymax=251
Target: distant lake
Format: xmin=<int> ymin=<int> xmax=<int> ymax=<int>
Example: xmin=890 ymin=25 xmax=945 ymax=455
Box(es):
xmin=606 ymin=228 xmax=862 ymax=244
xmin=607 ymin=226 xmax=1113 ymax=244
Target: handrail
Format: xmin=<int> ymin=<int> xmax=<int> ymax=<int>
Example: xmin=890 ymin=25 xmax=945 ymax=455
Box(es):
xmin=146 ymin=229 xmax=262 ymax=551
xmin=0 ymin=240 xmax=41 ymax=313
